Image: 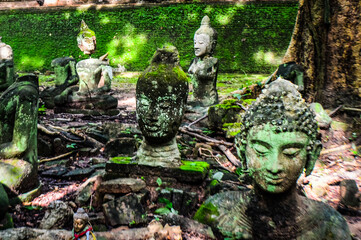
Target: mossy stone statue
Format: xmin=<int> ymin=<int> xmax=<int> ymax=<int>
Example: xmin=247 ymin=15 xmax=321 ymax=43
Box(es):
xmin=40 ymin=57 xmax=79 ymax=108
xmin=188 ymin=16 xmax=219 ymax=107
xmin=195 ymin=79 xmax=351 ymax=239
xmin=54 ymin=21 xmax=117 ymax=114
xmin=0 ymin=37 xmax=14 ymax=93
xmin=136 ymin=45 xmax=188 ymax=167
xmin=0 ymin=184 xmax=12 ymax=230
xmin=0 ymin=75 xmax=39 ymax=195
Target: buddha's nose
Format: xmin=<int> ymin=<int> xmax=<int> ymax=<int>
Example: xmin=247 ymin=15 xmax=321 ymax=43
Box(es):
xmin=266 ymin=152 xmax=283 ymax=174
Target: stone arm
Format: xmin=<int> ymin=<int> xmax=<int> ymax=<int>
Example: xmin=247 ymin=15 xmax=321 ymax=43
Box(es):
xmin=68 ymin=60 xmax=79 ymax=86
xmin=0 ymin=61 xmax=14 ymax=91
xmin=0 ymin=99 xmax=37 ymax=160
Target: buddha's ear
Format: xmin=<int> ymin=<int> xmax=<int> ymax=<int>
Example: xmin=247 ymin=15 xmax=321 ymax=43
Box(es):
xmin=235 ymin=134 xmax=247 ymax=170
xmin=305 ymin=140 xmax=322 ymax=176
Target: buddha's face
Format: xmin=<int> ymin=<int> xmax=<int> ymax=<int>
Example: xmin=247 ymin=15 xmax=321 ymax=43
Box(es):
xmin=78 ymin=36 xmax=96 ymax=55
xmin=73 ymin=218 xmax=87 ymax=233
xmin=0 ymin=46 xmax=12 ymax=60
xmin=137 ymin=84 xmax=185 ymax=144
xmin=194 ymin=34 xmax=211 ymax=58
xmin=245 ymin=124 xmax=310 ymax=194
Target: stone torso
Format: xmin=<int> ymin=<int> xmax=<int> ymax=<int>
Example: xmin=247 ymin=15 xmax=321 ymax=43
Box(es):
xmin=188 ymin=56 xmax=219 ymax=106
xmin=0 ymin=80 xmax=38 ymax=165
xmin=200 ymin=191 xmax=351 ymax=240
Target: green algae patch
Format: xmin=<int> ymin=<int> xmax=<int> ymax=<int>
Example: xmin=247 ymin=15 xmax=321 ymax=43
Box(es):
xmin=194 ymin=201 xmax=220 ymax=225
xmin=180 ymin=160 xmax=209 ymax=173
xmin=110 ymin=156 xmax=136 ymax=164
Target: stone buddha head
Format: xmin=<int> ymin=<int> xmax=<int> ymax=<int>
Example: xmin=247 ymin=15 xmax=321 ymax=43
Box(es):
xmin=235 ymin=79 xmax=322 ymax=194
xmin=194 ymin=16 xmax=218 ymax=58
xmin=77 ymin=20 xmax=96 ymax=56
xmin=136 ymin=45 xmax=188 ymax=145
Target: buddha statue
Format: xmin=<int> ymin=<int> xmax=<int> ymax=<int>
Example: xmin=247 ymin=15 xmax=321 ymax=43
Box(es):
xmin=136 ymin=45 xmax=188 ymax=167
xmin=0 ymin=75 xmax=39 ymax=195
xmin=0 ymin=37 xmax=14 ymax=93
xmin=0 ymin=183 xmax=12 ymax=230
xmin=195 ymin=79 xmax=351 ymax=239
xmin=54 ymin=20 xmax=117 ymax=114
xmin=188 ymin=16 xmax=219 ymax=107
xmin=40 ymin=57 xmax=79 ymax=108
xmin=72 ymin=208 xmax=95 ymax=240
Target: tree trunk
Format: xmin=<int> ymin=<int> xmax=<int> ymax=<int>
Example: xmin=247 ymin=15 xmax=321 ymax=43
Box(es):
xmin=283 ymin=0 xmax=361 ymax=108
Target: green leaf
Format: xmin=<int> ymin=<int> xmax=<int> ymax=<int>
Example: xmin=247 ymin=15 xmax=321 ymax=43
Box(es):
xmin=156 ymin=177 xmax=162 ymax=187
xmin=154 ymin=207 xmax=171 ymax=215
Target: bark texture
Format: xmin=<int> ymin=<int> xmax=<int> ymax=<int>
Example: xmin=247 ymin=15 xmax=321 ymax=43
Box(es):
xmin=284 ymin=0 xmax=361 ymax=107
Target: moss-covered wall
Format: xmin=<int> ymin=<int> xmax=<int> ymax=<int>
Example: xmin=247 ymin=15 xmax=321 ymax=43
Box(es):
xmin=0 ymin=2 xmax=298 ymax=73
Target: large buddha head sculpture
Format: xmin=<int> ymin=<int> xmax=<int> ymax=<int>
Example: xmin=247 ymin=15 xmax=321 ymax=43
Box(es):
xmin=136 ymin=45 xmax=188 ymax=145
xmin=235 ymin=79 xmax=322 ymax=194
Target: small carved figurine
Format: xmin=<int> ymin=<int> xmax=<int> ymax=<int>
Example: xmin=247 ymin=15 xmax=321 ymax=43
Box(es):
xmin=136 ymin=45 xmax=188 ymax=167
xmin=188 ymin=16 xmax=219 ymax=107
xmin=195 ymin=79 xmax=351 ymax=239
xmin=72 ymin=208 xmax=95 ymax=240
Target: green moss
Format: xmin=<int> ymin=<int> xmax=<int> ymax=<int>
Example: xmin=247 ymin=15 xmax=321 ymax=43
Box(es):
xmin=180 ymin=160 xmax=210 ymax=173
xmin=194 ymin=202 xmax=220 ymax=224
xmin=110 ymin=156 xmax=135 ymax=164
xmin=210 ymin=179 xmax=219 ymax=187
xmin=0 ymin=3 xmax=298 ymax=72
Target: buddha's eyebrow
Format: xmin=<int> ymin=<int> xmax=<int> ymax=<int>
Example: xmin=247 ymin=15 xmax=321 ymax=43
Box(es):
xmin=250 ymin=139 xmax=272 ymax=149
xmin=282 ymin=142 xmax=307 ymax=149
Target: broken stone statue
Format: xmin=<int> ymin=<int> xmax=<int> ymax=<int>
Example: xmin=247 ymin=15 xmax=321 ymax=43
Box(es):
xmin=0 ymin=75 xmax=40 ymax=196
xmin=0 ymin=37 xmax=14 ymax=93
xmin=40 ymin=57 xmax=79 ymax=108
xmin=0 ymin=183 xmax=12 ymax=230
xmin=54 ymin=20 xmax=117 ymax=115
xmin=136 ymin=45 xmax=188 ymax=167
xmin=72 ymin=208 xmax=95 ymax=240
xmin=195 ymin=79 xmax=351 ymax=239
xmin=188 ymin=16 xmax=219 ymax=107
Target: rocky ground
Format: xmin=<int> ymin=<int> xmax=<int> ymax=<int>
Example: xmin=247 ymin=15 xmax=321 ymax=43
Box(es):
xmin=2 ymin=73 xmax=361 ymax=239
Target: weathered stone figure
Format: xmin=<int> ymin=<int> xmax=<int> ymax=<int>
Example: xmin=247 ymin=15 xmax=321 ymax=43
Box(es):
xmin=72 ymin=208 xmax=95 ymax=240
xmin=136 ymin=45 xmax=188 ymax=167
xmin=0 ymin=37 xmax=14 ymax=93
xmin=54 ymin=21 xmax=117 ymax=113
xmin=76 ymin=20 xmax=112 ymax=95
xmin=40 ymin=57 xmax=79 ymax=108
xmin=275 ymin=61 xmax=304 ymax=92
xmin=195 ymin=79 xmax=351 ymax=239
xmin=188 ymin=16 xmax=219 ymax=107
xmin=0 ymin=75 xmax=39 ymax=195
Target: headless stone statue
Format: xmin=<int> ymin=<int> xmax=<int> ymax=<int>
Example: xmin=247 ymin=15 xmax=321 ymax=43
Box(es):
xmin=188 ymin=16 xmax=219 ymax=107
xmin=54 ymin=20 xmax=117 ymax=114
xmin=0 ymin=75 xmax=39 ymax=195
xmin=0 ymin=184 xmax=12 ymax=230
xmin=40 ymin=57 xmax=79 ymax=108
xmin=195 ymin=79 xmax=351 ymax=239
xmin=0 ymin=37 xmax=14 ymax=93
xmin=136 ymin=45 xmax=188 ymax=167
xmin=72 ymin=208 xmax=95 ymax=240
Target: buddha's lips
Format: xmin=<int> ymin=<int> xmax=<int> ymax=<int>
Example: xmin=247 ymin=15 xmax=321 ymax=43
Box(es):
xmin=264 ymin=175 xmax=284 ymax=184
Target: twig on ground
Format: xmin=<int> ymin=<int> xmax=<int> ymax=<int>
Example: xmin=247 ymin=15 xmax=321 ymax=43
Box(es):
xmin=188 ymin=114 xmax=208 ymax=128
xmin=328 ymin=105 xmax=343 ymax=117
xmin=179 ymin=127 xmax=234 ymax=147
xmin=217 ymin=145 xmax=242 ymax=167
xmin=39 ymin=151 xmax=75 ymax=163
